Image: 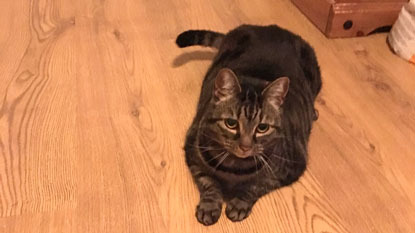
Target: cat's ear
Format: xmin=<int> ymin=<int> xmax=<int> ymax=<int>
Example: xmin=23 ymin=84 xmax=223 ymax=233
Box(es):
xmin=262 ymin=77 xmax=290 ymax=109
xmin=214 ymin=68 xmax=241 ymax=102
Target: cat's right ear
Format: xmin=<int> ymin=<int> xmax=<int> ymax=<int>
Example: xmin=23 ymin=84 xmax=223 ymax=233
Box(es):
xmin=213 ymin=68 xmax=241 ymax=102
xmin=262 ymin=77 xmax=290 ymax=109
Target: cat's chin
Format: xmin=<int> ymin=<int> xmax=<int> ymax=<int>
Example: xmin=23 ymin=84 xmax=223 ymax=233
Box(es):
xmin=230 ymin=152 xmax=254 ymax=160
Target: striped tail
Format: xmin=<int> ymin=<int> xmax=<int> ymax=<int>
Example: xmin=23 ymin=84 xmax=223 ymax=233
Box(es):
xmin=176 ymin=30 xmax=225 ymax=49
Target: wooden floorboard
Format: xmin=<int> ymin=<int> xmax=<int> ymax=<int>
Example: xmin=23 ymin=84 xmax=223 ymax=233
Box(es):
xmin=0 ymin=0 xmax=414 ymax=232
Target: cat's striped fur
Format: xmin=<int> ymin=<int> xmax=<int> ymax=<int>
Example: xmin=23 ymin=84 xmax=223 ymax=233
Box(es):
xmin=177 ymin=25 xmax=322 ymax=225
xmin=176 ymin=30 xmax=225 ymax=49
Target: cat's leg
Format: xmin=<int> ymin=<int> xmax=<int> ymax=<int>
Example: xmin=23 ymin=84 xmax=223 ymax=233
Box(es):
xmin=189 ymin=165 xmax=223 ymax=225
xmin=225 ymin=196 xmax=257 ymax=222
xmin=225 ymin=181 xmax=278 ymax=222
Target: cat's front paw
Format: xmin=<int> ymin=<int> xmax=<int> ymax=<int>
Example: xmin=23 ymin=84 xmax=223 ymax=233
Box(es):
xmin=196 ymin=200 xmax=222 ymax=226
xmin=225 ymin=198 xmax=255 ymax=222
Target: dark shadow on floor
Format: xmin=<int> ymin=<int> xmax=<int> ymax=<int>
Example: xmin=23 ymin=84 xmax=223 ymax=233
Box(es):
xmin=172 ymin=50 xmax=216 ymax=67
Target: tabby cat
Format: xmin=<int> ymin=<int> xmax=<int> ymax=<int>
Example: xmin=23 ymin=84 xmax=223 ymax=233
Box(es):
xmin=176 ymin=24 xmax=321 ymax=225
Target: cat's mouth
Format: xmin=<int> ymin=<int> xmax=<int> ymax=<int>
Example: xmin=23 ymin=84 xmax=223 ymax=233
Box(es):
xmin=200 ymin=147 xmax=263 ymax=174
xmin=233 ymin=149 xmax=253 ymax=159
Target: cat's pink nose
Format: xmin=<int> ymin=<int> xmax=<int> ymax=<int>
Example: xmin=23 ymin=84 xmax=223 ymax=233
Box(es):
xmin=239 ymin=145 xmax=252 ymax=152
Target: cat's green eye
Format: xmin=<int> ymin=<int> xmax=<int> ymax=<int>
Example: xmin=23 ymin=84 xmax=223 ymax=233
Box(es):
xmin=224 ymin=118 xmax=238 ymax=129
xmin=257 ymin=123 xmax=269 ymax=133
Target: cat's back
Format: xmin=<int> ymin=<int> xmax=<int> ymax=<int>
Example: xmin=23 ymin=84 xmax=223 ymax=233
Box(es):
xmin=222 ymin=24 xmax=301 ymax=55
xmin=231 ymin=24 xmax=298 ymax=43
xmin=218 ymin=25 xmax=307 ymax=82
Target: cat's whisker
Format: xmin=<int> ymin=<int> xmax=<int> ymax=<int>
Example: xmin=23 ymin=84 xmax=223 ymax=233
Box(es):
xmin=214 ymin=152 xmax=229 ymax=170
xmin=185 ymin=144 xmax=225 ymax=155
xmin=268 ymin=152 xmax=305 ymax=164
xmin=186 ymin=143 xmax=221 ymax=150
xmin=206 ymin=151 xmax=227 ymax=163
xmin=257 ymin=155 xmax=275 ymax=178
xmin=190 ymin=145 xmax=211 ymax=149
xmin=198 ymin=146 xmax=224 ymax=152
xmin=261 ymin=153 xmax=281 ymax=171
xmin=253 ymin=154 xmax=259 ymax=177
xmin=198 ymin=132 xmax=224 ymax=145
xmin=198 ymin=148 xmax=219 ymax=154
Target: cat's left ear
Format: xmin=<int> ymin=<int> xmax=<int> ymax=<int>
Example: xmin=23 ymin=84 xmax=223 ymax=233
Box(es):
xmin=262 ymin=77 xmax=290 ymax=109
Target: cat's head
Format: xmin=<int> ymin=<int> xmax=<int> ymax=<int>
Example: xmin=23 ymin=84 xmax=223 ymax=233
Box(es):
xmin=202 ymin=68 xmax=289 ymax=159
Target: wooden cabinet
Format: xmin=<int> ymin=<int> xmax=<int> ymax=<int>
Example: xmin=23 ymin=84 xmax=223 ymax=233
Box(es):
xmin=291 ymin=0 xmax=408 ymax=38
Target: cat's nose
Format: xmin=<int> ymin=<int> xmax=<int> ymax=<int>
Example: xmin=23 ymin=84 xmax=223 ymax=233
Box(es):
xmin=239 ymin=144 xmax=252 ymax=152
xmin=239 ymin=136 xmax=253 ymax=152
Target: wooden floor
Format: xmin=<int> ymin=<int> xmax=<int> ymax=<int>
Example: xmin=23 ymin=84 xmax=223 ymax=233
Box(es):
xmin=1 ymin=0 xmax=414 ymax=232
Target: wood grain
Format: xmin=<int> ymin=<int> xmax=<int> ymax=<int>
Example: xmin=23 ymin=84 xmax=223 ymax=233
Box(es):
xmin=1 ymin=0 xmax=415 ymax=232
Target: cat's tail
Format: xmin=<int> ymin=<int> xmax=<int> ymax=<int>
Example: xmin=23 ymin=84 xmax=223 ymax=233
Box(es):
xmin=176 ymin=30 xmax=225 ymax=49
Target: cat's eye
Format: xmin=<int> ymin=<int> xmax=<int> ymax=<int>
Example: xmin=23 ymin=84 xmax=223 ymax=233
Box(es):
xmin=257 ymin=123 xmax=269 ymax=133
xmin=224 ymin=118 xmax=238 ymax=129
